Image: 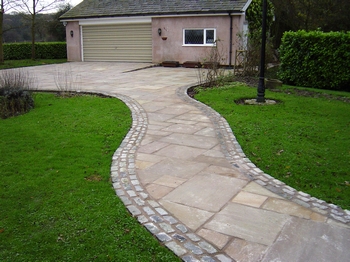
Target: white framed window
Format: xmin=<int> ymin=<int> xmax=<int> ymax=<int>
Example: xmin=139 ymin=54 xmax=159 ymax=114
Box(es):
xmin=183 ymin=28 xmax=216 ymax=46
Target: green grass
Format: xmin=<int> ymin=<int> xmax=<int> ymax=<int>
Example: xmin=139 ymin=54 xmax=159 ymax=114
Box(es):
xmin=195 ymin=84 xmax=350 ymax=210
xmin=0 ymin=59 xmax=67 ymax=70
xmin=0 ymin=93 xmax=180 ymax=261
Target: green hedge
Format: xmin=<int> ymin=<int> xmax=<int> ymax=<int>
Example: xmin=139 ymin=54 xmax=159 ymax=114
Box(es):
xmin=278 ymin=30 xmax=350 ymax=90
xmin=4 ymin=42 xmax=67 ymax=60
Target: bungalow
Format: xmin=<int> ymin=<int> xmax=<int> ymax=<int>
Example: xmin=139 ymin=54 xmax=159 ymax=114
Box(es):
xmin=60 ymin=0 xmax=251 ymax=66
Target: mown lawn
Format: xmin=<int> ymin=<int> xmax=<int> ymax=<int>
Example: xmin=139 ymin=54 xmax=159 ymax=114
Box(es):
xmin=195 ymin=84 xmax=350 ymax=210
xmin=0 ymin=93 xmax=180 ymax=261
xmin=0 ymin=59 xmax=67 ymax=70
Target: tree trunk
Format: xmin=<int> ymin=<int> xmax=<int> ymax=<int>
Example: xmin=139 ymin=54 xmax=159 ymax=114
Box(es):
xmin=31 ymin=0 xmax=36 ymax=60
xmin=0 ymin=2 xmax=4 ymax=64
xmin=31 ymin=12 xmax=35 ymax=60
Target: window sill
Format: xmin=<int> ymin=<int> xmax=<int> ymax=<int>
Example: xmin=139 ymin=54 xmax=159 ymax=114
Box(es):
xmin=182 ymin=44 xmax=216 ymax=47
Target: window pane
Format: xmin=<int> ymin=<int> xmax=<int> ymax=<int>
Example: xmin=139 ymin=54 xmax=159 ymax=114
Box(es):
xmin=206 ymin=30 xmax=215 ymax=44
xmin=185 ymin=30 xmax=204 ymax=44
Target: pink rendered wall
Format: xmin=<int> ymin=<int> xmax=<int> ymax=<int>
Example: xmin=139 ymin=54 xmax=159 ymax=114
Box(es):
xmin=152 ymin=15 xmax=245 ymax=65
xmin=65 ymin=21 xmax=81 ymax=62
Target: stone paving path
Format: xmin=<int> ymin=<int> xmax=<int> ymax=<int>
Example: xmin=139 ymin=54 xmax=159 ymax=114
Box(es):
xmin=25 ymin=62 xmax=350 ymax=261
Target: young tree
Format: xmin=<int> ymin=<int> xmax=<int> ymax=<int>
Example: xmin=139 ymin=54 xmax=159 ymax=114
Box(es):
xmin=0 ymin=0 xmax=17 ymax=64
xmin=12 ymin=0 xmax=65 ymax=60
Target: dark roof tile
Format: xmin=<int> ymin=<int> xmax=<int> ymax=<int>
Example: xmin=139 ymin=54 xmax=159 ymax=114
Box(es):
xmin=61 ymin=0 xmax=249 ymax=19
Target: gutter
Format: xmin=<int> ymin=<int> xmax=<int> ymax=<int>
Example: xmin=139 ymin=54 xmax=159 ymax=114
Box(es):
xmin=60 ymin=10 xmax=244 ymax=21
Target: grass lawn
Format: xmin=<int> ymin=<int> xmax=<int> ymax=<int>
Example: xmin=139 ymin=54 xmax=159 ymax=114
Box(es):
xmin=195 ymin=84 xmax=350 ymax=210
xmin=0 ymin=93 xmax=180 ymax=261
xmin=0 ymin=59 xmax=67 ymax=70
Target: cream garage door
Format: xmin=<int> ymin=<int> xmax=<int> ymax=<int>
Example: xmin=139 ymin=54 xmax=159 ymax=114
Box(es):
xmin=82 ymin=23 xmax=152 ymax=62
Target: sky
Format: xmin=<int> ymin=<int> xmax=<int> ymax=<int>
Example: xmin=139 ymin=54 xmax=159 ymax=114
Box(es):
xmin=68 ymin=0 xmax=83 ymax=7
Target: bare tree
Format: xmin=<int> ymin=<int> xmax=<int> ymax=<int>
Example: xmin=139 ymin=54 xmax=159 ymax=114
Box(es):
xmin=0 ymin=0 xmax=17 ymax=64
xmin=11 ymin=0 xmax=64 ymax=60
xmin=0 ymin=1 xmax=4 ymax=64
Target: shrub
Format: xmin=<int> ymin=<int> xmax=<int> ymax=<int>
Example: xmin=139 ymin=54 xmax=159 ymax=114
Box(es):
xmin=0 ymin=70 xmax=36 ymax=119
xmin=235 ymin=31 xmax=275 ymax=77
xmin=278 ymin=30 xmax=350 ymax=90
xmin=3 ymin=42 xmax=67 ymax=60
xmin=197 ymin=40 xmax=233 ymax=87
xmin=54 ymin=64 xmax=81 ymax=96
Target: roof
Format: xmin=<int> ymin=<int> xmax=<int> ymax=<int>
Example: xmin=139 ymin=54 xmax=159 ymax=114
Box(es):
xmin=60 ymin=0 xmax=251 ymax=20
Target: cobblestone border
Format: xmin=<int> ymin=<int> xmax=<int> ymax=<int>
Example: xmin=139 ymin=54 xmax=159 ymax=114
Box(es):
xmin=176 ymin=85 xmax=350 ymax=226
xmin=106 ymin=92 xmax=234 ymax=262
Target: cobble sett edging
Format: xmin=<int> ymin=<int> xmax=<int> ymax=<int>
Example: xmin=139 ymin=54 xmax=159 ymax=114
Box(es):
xmin=176 ymin=85 xmax=350 ymax=226
xmin=106 ymin=92 xmax=232 ymax=262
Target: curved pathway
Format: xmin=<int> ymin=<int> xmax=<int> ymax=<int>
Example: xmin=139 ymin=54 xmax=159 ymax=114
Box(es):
xmin=27 ymin=62 xmax=350 ymax=262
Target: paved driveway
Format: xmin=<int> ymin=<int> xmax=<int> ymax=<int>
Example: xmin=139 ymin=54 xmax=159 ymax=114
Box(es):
xmin=22 ymin=62 xmax=350 ymax=262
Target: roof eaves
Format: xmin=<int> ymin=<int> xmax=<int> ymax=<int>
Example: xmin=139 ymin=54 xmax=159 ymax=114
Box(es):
xmin=60 ymin=10 xmax=244 ymax=21
xmin=241 ymin=0 xmax=253 ymax=12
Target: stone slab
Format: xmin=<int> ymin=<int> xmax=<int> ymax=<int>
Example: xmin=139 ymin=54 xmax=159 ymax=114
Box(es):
xmin=262 ymin=198 xmax=313 ymax=219
xmin=137 ymin=141 xmax=169 ymax=154
xmin=156 ymin=105 xmax=194 ymax=115
xmin=243 ymin=181 xmax=284 ymax=199
xmin=136 ymin=153 xmax=165 ymax=164
xmin=161 ymin=123 xmax=205 ymax=134
xmin=262 ymin=217 xmax=350 ymax=262
xmin=153 ymin=175 xmax=187 ymax=188
xmin=160 ymin=200 xmax=214 ymax=231
xmin=197 ymin=228 xmax=230 ymax=250
xmin=194 ymin=127 xmax=216 ymax=137
xmin=135 ymin=160 xmax=155 ymax=170
xmin=163 ymin=173 xmax=248 ymax=212
xmin=175 ymin=113 xmax=211 ymax=122
xmin=201 ymin=165 xmax=246 ymax=180
xmin=147 ymin=112 xmax=176 ymax=122
xmin=159 ymin=133 xmax=218 ymax=149
xmin=137 ymin=158 xmax=209 ymax=183
xmin=202 ymin=149 xmax=226 ymax=158
xmin=154 ymin=144 xmax=207 ymax=160
xmin=146 ymin=184 xmax=173 ymax=200
xmin=225 ymin=238 xmax=267 ymax=262
xmin=193 ymin=155 xmax=233 ymax=168
xmin=205 ymin=203 xmax=290 ymax=245
xmin=232 ymin=191 xmax=268 ymax=208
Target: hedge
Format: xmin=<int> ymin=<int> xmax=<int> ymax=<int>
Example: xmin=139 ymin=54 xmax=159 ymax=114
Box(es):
xmin=278 ymin=30 xmax=350 ymax=90
xmin=3 ymin=42 xmax=67 ymax=60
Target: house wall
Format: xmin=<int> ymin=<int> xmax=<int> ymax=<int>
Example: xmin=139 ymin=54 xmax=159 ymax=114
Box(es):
xmin=152 ymin=15 xmax=245 ymax=66
xmin=65 ymin=21 xmax=81 ymax=62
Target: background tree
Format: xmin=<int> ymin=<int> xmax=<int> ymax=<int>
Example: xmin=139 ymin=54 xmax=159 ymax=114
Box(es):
xmin=246 ymin=0 xmax=274 ymax=36
xmin=270 ymin=0 xmax=350 ymax=47
xmin=46 ymin=4 xmax=70 ymax=41
xmin=3 ymin=7 xmax=69 ymax=43
xmin=0 ymin=0 xmax=17 ymax=64
xmin=12 ymin=0 xmax=65 ymax=60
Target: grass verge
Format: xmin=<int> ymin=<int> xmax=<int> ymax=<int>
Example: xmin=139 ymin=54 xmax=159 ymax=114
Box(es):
xmin=0 ymin=93 xmax=180 ymax=261
xmin=195 ymin=84 xmax=350 ymax=210
xmin=0 ymin=59 xmax=67 ymax=70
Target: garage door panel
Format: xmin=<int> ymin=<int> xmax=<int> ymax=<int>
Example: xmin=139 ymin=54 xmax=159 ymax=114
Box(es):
xmin=82 ymin=23 xmax=152 ymax=62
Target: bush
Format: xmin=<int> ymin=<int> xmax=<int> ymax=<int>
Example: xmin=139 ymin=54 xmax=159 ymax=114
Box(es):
xmin=197 ymin=40 xmax=234 ymax=87
xmin=3 ymin=42 xmax=67 ymax=60
xmin=278 ymin=30 xmax=350 ymax=90
xmin=0 ymin=70 xmax=36 ymax=119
